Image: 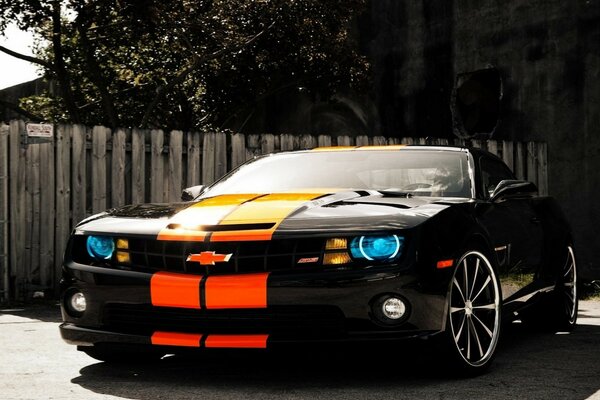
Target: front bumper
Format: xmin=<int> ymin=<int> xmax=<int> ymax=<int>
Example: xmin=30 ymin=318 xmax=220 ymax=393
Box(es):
xmin=60 ymin=261 xmax=448 ymax=350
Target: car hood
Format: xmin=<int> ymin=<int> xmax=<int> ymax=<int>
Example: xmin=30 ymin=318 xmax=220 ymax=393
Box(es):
xmin=75 ymin=190 xmax=471 ymax=239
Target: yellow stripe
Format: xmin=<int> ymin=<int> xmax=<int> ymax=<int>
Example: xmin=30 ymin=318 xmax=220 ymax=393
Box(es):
xmin=210 ymin=192 xmax=325 ymax=242
xmin=157 ymin=194 xmax=261 ymax=241
xmin=312 ymin=145 xmax=406 ymax=151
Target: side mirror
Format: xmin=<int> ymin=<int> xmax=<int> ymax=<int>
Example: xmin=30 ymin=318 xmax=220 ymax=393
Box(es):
xmin=181 ymin=185 xmax=205 ymax=201
xmin=490 ymin=180 xmax=538 ymax=203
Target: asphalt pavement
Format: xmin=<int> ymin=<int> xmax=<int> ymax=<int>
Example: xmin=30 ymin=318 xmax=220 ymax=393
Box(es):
xmin=2 ymin=301 xmax=600 ymax=400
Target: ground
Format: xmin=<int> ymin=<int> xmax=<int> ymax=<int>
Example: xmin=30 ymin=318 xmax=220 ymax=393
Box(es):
xmin=1 ymin=301 xmax=600 ymax=400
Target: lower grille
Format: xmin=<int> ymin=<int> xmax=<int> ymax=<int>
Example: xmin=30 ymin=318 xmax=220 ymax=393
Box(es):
xmin=102 ymin=304 xmax=346 ymax=338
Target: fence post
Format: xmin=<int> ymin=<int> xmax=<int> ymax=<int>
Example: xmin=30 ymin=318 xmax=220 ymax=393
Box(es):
xmin=0 ymin=124 xmax=9 ymax=301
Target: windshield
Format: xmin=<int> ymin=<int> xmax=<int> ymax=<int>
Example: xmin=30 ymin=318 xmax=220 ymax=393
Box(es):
xmin=205 ymin=150 xmax=472 ymax=198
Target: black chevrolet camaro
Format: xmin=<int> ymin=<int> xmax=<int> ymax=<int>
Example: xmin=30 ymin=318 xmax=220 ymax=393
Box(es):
xmin=60 ymin=145 xmax=577 ymax=374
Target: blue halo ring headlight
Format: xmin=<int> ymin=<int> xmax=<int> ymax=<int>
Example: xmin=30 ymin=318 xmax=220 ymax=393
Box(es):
xmin=86 ymin=235 xmax=115 ymax=260
xmin=350 ymin=235 xmax=403 ymax=261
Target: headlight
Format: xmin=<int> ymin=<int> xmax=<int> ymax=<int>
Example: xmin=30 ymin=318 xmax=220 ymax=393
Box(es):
xmin=86 ymin=235 xmax=115 ymax=260
xmin=350 ymin=235 xmax=403 ymax=261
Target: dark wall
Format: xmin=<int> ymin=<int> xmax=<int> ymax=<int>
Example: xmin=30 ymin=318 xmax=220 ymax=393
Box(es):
xmin=363 ymin=0 xmax=600 ymax=278
xmin=0 ymin=78 xmax=49 ymax=122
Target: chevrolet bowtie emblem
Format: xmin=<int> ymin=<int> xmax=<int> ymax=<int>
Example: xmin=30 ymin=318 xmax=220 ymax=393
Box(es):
xmin=187 ymin=251 xmax=232 ymax=265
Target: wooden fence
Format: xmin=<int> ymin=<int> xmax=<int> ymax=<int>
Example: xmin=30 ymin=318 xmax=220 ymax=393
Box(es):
xmin=0 ymin=120 xmax=548 ymax=301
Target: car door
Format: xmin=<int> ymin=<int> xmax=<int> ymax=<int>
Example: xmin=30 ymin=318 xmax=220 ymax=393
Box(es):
xmin=474 ymin=155 xmax=544 ymax=301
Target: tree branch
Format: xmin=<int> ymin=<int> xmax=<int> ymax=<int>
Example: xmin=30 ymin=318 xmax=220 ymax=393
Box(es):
xmin=75 ymin=4 xmax=119 ymax=127
xmin=0 ymin=99 xmax=44 ymax=121
xmin=140 ymin=21 xmax=276 ymax=128
xmin=51 ymin=0 xmax=81 ymax=123
xmin=0 ymin=45 xmax=54 ymax=70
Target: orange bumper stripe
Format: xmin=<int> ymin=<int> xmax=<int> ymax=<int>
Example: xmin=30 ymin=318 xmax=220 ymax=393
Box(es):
xmin=151 ymin=331 xmax=202 ymax=347
xmin=210 ymin=193 xmax=324 ymax=242
xmin=150 ymin=272 xmax=201 ymax=309
xmin=205 ymin=272 xmax=270 ymax=309
xmin=205 ymin=334 xmax=269 ymax=349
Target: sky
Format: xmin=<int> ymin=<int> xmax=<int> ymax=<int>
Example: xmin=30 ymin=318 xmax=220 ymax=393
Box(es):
xmin=0 ymin=24 xmax=40 ymax=90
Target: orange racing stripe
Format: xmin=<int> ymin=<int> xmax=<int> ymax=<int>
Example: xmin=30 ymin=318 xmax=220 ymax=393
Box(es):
xmin=210 ymin=193 xmax=324 ymax=242
xmin=205 ymin=334 xmax=269 ymax=349
xmin=151 ymin=331 xmax=202 ymax=347
xmin=150 ymin=332 xmax=269 ymax=348
xmin=157 ymin=193 xmax=261 ymax=241
xmin=205 ymin=272 xmax=270 ymax=309
xmin=150 ymin=272 xmax=202 ymax=309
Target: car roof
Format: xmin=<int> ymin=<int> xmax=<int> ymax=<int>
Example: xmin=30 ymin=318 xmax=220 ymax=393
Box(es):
xmin=310 ymin=144 xmax=469 ymax=152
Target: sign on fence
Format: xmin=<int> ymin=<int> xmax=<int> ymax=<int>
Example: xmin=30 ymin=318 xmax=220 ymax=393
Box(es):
xmin=26 ymin=123 xmax=54 ymax=138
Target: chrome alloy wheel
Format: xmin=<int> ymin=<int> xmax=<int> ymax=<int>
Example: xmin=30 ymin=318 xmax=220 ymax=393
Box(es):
xmin=561 ymin=246 xmax=577 ymax=325
xmin=448 ymin=251 xmax=501 ymax=368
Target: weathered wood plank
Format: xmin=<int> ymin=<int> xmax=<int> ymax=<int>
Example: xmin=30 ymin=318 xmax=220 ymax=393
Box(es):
xmin=168 ymin=131 xmax=183 ymax=202
xmin=131 ymin=128 xmax=145 ymax=204
xmin=502 ymin=141 xmax=514 ymax=173
xmin=300 ymin=135 xmax=317 ymax=149
xmin=515 ymin=142 xmax=525 ymax=180
xmin=317 ymin=135 xmax=332 ymax=147
xmin=356 ymin=135 xmax=370 ymax=146
xmin=202 ymin=132 xmax=216 ymax=185
xmin=92 ymin=126 xmax=108 ymax=213
xmin=0 ymin=125 xmax=8 ymax=300
xmin=231 ymin=133 xmax=246 ymax=169
xmin=186 ymin=132 xmax=201 ymax=187
xmin=150 ymin=130 xmax=164 ymax=202
xmin=261 ymin=134 xmax=275 ymax=154
xmin=537 ymin=142 xmax=548 ymax=196
xmin=54 ymin=124 xmax=71 ymax=294
xmin=8 ymin=121 xmax=27 ymax=298
xmin=71 ymin=124 xmax=87 ymax=225
xmin=26 ymin=143 xmax=41 ymax=288
xmin=280 ymin=134 xmax=295 ymax=151
xmin=337 ymin=136 xmax=352 ymax=146
xmin=111 ymin=128 xmax=127 ymax=208
xmin=215 ymin=132 xmax=227 ymax=180
xmin=39 ymin=140 xmax=55 ymax=289
xmin=526 ymin=142 xmax=538 ymax=186
xmin=373 ymin=136 xmax=387 ymax=146
xmin=487 ymin=140 xmax=499 ymax=157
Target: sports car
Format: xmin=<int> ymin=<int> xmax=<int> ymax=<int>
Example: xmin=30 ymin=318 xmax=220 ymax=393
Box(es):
xmin=59 ymin=145 xmax=577 ymax=374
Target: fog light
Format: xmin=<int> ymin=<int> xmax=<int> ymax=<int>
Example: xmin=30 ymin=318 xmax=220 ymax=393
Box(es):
xmin=382 ymin=297 xmax=406 ymax=320
xmin=69 ymin=292 xmax=87 ymax=313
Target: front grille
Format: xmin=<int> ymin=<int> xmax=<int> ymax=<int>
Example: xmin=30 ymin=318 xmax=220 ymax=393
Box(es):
xmin=102 ymin=303 xmax=346 ymax=338
xmin=72 ymin=236 xmax=327 ymax=275
xmin=128 ymin=238 xmax=325 ymax=275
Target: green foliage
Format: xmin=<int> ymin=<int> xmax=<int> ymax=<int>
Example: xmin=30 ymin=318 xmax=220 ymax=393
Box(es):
xmin=0 ymin=0 xmax=369 ymax=130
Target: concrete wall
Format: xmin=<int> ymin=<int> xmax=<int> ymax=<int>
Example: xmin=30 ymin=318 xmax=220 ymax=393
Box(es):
xmin=363 ymin=0 xmax=600 ymax=278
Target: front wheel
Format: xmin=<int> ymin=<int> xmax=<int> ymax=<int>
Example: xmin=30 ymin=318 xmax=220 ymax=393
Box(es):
xmin=443 ymin=250 xmax=502 ymax=375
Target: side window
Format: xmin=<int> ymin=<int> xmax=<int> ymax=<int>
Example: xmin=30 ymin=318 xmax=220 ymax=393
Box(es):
xmin=480 ymin=157 xmax=515 ymax=199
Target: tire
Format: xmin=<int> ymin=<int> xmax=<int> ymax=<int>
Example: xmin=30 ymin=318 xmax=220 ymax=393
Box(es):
xmin=522 ymin=245 xmax=578 ymax=332
xmin=553 ymin=245 xmax=578 ymax=331
xmin=442 ymin=250 xmax=502 ymax=376
xmin=79 ymin=345 xmax=164 ymax=364
xmin=546 ymin=245 xmax=578 ymax=331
